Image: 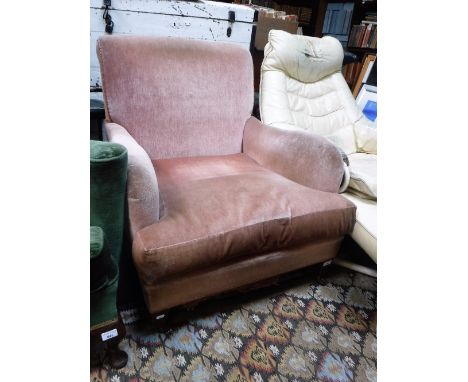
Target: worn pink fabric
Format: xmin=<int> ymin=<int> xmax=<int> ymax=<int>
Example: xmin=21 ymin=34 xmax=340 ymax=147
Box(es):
xmin=97 ymin=36 xmax=253 ymax=160
xmin=97 ymin=35 xmax=356 ymax=314
xmin=104 ymin=121 xmax=160 ymax=237
xmin=132 ymin=153 xmax=355 ymax=283
xmin=243 ymin=117 xmax=344 ymax=193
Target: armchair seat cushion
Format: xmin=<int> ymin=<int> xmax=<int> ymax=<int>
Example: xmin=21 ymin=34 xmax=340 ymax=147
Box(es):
xmin=132 ymin=154 xmax=355 ymax=284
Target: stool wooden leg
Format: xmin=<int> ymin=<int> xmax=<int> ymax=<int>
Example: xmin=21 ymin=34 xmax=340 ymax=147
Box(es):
xmin=91 ymin=320 xmax=128 ymax=369
xmin=107 ymin=341 xmax=128 ymax=369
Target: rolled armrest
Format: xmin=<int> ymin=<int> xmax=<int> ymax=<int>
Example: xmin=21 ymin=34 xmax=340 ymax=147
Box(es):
xmin=243 ymin=117 xmax=344 ymax=193
xmin=104 ymin=122 xmax=160 ymax=237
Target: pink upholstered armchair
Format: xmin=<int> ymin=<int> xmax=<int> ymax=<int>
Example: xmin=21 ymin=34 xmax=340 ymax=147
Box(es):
xmin=97 ymin=36 xmax=355 ymax=315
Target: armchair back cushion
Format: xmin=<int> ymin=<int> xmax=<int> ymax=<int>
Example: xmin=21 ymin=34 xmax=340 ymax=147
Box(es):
xmin=260 ymin=30 xmax=367 ymax=155
xmin=97 ymin=36 xmax=253 ymax=160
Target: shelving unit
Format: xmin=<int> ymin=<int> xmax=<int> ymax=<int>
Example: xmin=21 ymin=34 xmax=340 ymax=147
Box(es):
xmin=347 ymin=47 xmax=377 ymax=53
xmin=313 ymin=0 xmax=377 ymax=46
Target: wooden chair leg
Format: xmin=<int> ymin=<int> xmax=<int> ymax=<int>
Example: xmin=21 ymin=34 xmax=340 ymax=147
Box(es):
xmin=107 ymin=341 xmax=128 ymax=369
xmin=317 ymin=260 xmax=333 ymax=285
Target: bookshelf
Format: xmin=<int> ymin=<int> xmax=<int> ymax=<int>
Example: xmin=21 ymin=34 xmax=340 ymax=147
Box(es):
xmin=347 ymin=47 xmax=376 ymax=53
xmin=312 ymin=0 xmax=377 ymax=93
xmin=314 ymin=0 xmax=377 ymax=47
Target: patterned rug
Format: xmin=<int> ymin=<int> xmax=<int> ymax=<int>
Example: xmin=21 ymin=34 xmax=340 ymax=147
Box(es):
xmin=91 ymin=265 xmax=377 ymax=382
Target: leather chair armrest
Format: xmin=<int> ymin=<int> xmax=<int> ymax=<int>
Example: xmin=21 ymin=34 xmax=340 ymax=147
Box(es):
xmin=354 ymin=117 xmax=377 ymax=154
xmin=243 ymin=117 xmax=344 ymax=193
xmin=104 ymin=122 xmax=160 ymax=237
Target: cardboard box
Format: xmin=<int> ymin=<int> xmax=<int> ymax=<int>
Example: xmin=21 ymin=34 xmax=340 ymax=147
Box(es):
xmin=254 ymin=12 xmax=298 ymax=50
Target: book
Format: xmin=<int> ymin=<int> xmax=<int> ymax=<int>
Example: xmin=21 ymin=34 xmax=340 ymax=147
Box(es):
xmin=346 ymin=6 xmax=377 ymax=49
xmin=351 ymin=62 xmax=362 ymax=88
xmin=362 ymin=24 xmax=373 ymax=47
xmin=324 ymin=2 xmax=354 ymax=37
xmin=348 ymin=26 xmax=357 ymax=47
xmin=353 ymin=54 xmax=376 ymax=97
xmin=323 ymin=10 xmax=331 ymax=33
xmin=330 ymin=10 xmax=338 ymax=34
xmin=366 ymin=59 xmax=377 ymax=87
xmin=370 ymin=27 xmax=377 ymax=49
xmin=362 ymin=59 xmax=375 ymax=83
xmin=342 ymin=9 xmax=353 ymax=34
xmin=357 ymin=25 xmax=366 ymax=47
xmin=343 ymin=2 xmax=354 ymax=33
xmin=298 ymin=7 xmax=312 ymax=24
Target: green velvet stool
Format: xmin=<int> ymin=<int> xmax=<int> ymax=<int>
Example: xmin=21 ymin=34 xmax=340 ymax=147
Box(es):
xmin=90 ymin=140 xmax=128 ymax=369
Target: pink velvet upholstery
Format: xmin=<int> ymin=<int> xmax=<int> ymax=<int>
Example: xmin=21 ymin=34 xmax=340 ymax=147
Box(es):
xmin=97 ymin=36 xmax=253 ymax=160
xmin=97 ymin=36 xmax=356 ymax=314
xmin=132 ymin=154 xmax=355 ymax=284
xmin=104 ymin=122 xmax=160 ymax=237
xmin=243 ymin=117 xmax=345 ymax=193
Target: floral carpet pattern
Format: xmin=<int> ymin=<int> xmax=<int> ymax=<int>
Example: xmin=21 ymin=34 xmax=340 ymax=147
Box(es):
xmin=91 ymin=266 xmax=377 ymax=382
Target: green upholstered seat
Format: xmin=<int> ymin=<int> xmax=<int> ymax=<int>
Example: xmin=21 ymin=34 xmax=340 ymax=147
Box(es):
xmin=90 ymin=226 xmax=118 ymax=294
xmin=90 ymin=140 xmax=128 ymax=329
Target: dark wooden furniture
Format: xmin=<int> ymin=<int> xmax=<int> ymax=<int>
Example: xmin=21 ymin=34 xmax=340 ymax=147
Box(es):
xmin=90 ymin=91 xmax=105 ymax=141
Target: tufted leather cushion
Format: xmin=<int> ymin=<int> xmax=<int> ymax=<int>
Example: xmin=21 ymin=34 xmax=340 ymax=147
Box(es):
xmin=262 ymin=31 xmax=344 ymax=83
xmin=260 ymin=31 xmax=365 ymax=155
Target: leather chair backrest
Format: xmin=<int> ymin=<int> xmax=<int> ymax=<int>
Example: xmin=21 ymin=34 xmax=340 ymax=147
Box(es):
xmin=260 ymin=30 xmax=365 ymax=154
xmin=97 ymin=36 xmax=254 ymax=160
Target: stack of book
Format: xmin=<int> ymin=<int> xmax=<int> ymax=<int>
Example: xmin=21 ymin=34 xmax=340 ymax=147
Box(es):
xmin=352 ymin=54 xmax=376 ymax=97
xmin=342 ymin=61 xmax=362 ymax=89
xmin=348 ymin=12 xmax=377 ymax=49
xmin=363 ymin=11 xmax=376 ymax=23
xmin=342 ymin=53 xmax=377 ymax=94
xmin=348 ymin=24 xmax=377 ymax=49
xmin=272 ymin=2 xmax=313 ymax=24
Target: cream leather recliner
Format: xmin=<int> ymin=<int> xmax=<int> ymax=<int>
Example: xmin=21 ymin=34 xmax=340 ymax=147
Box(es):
xmin=260 ymin=30 xmax=377 ymax=262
